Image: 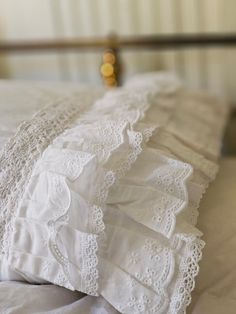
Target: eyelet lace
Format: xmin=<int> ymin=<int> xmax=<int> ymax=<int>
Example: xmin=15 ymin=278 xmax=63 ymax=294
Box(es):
xmin=0 ymin=73 xmax=229 ymax=314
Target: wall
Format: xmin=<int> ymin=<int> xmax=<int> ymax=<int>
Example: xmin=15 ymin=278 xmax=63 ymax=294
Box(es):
xmin=0 ymin=0 xmax=236 ymax=102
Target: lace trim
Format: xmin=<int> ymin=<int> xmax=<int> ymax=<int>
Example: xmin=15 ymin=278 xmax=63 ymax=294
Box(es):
xmin=112 ymin=152 xmax=194 ymax=239
xmin=149 ymin=130 xmax=219 ymax=228
xmin=43 ymin=87 xmax=162 ymax=295
xmin=52 ymin=97 xmax=157 ymax=295
xmin=0 ymin=95 xmax=94 ymax=256
xmin=151 ymin=130 xmax=218 ymax=180
xmin=168 ymin=158 xmax=215 ymax=313
xmin=104 ymin=74 xmax=225 ymax=313
xmin=169 ymin=235 xmax=205 ymax=314
xmin=2 ymin=73 xmax=227 ymax=313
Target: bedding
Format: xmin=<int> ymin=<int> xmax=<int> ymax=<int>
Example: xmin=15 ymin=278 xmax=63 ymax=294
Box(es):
xmin=0 ymin=281 xmax=119 ymax=314
xmin=1 ymin=157 xmax=235 ymax=314
xmin=189 ymin=157 xmax=236 ymax=314
xmin=0 ymin=80 xmax=105 ymax=149
xmin=0 ymin=81 xmax=105 ymax=281
xmin=0 ymin=73 xmax=229 ymax=314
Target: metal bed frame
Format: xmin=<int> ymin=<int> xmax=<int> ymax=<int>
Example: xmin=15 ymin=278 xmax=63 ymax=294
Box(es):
xmin=0 ymin=33 xmax=236 ymax=85
xmin=1 ymin=33 xmax=236 ymax=51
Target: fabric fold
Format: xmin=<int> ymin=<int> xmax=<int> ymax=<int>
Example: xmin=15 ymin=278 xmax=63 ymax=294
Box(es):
xmin=0 ymin=72 xmax=229 ymax=314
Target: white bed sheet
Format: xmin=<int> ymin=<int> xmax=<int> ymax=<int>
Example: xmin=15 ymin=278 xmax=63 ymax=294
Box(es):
xmin=189 ymin=157 xmax=236 ymax=314
xmin=0 ymin=281 xmax=118 ymax=314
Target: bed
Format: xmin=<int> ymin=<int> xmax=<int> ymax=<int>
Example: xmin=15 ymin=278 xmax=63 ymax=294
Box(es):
xmin=0 ymin=34 xmax=235 ymax=314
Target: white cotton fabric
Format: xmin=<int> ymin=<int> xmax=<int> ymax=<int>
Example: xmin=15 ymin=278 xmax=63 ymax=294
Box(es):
xmin=0 ymin=73 xmax=229 ymax=314
xmin=1 ymin=158 xmax=235 ymax=314
xmin=189 ymin=157 xmax=236 ymax=314
xmin=0 ymin=81 xmax=105 ymax=283
xmin=0 ymin=80 xmax=105 ymax=150
xmin=0 ymin=281 xmax=118 ymax=314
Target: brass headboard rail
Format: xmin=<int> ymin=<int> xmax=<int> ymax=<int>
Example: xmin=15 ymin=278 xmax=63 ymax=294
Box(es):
xmin=1 ymin=33 xmax=236 ymax=86
xmin=1 ymin=34 xmax=236 ymax=52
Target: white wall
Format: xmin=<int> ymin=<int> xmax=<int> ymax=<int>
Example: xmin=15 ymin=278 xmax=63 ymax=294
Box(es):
xmin=0 ymin=0 xmax=236 ymax=102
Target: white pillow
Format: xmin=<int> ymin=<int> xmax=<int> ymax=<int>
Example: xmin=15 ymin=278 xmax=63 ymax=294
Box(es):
xmin=0 ymin=73 xmax=228 ymax=314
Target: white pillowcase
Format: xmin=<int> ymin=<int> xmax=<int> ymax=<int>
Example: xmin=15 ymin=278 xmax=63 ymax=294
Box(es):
xmin=0 ymin=73 xmax=228 ymax=314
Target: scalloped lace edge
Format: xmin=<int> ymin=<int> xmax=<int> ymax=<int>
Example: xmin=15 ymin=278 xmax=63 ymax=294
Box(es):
xmin=168 ymin=161 xmax=219 ymax=314
xmin=87 ymin=130 xmax=156 ymax=295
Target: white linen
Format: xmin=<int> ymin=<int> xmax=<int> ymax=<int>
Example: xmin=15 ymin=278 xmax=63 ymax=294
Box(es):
xmin=0 ymin=80 xmax=105 ymax=283
xmin=0 ymin=80 xmax=105 ymax=149
xmin=189 ymin=157 xmax=236 ymax=314
xmin=0 ymin=74 xmax=229 ymax=314
xmin=0 ymin=281 xmax=118 ymax=314
xmin=1 ymin=158 xmax=235 ymax=314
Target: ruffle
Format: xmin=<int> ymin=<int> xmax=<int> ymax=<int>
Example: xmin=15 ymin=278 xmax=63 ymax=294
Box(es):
xmin=104 ymin=146 xmax=205 ymax=313
xmin=7 ymin=78 xmax=175 ymax=295
xmin=3 ymin=73 xmax=229 ymax=314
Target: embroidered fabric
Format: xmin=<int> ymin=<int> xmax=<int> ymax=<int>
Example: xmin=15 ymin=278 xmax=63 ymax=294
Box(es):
xmin=7 ymin=82 xmax=169 ymax=295
xmin=0 ymin=73 xmax=229 ymax=314
xmin=0 ymin=89 xmax=104 ymax=283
